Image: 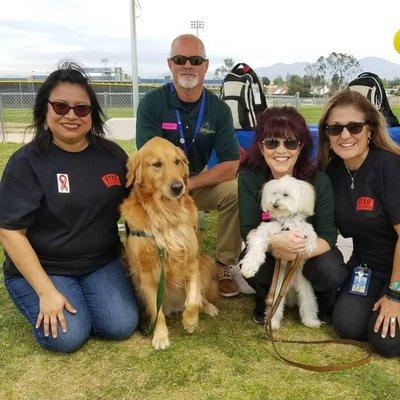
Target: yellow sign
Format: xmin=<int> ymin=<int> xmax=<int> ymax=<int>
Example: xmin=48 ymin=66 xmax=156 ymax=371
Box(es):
xmin=394 ymin=30 xmax=400 ymax=53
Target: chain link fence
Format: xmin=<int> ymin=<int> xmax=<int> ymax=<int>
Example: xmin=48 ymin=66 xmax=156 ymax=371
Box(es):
xmin=0 ymin=89 xmax=336 ymax=143
xmin=0 ymin=92 xmax=138 ymax=143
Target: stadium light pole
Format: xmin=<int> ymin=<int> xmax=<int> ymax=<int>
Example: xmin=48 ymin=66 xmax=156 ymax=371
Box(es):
xmin=31 ymin=70 xmax=35 ymax=93
xmin=130 ymin=0 xmax=140 ymax=117
xmin=190 ymin=20 xmax=204 ymax=37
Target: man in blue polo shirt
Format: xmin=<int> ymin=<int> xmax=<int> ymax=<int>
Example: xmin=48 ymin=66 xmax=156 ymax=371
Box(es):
xmin=136 ymin=34 xmax=241 ymax=297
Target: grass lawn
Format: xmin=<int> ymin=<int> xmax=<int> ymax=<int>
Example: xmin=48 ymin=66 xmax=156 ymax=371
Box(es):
xmin=3 ymin=105 xmax=400 ymax=126
xmin=1 ymin=142 xmax=400 ymax=400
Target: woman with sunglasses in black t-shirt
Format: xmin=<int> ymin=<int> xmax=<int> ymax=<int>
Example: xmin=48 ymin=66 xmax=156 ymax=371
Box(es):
xmin=0 ymin=62 xmax=139 ymax=352
xmin=318 ymin=89 xmax=400 ymax=357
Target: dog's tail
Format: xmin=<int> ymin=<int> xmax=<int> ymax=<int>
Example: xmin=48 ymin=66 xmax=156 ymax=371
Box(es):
xmin=199 ymin=253 xmax=220 ymax=304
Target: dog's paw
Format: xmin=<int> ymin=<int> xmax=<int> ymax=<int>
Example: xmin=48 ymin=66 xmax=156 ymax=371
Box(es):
xmin=183 ymin=317 xmax=199 ymax=334
xmin=182 ymin=309 xmax=199 ymax=334
xmin=203 ymin=302 xmax=218 ymax=317
xmin=152 ymin=333 xmax=170 ymax=350
xmin=302 ymin=317 xmax=321 ymax=329
xmin=270 ymin=318 xmax=281 ymax=331
xmin=240 ymin=258 xmax=261 ymax=278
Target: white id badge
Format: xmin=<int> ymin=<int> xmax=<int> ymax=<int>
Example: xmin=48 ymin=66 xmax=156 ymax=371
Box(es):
xmin=349 ymin=265 xmax=372 ymax=296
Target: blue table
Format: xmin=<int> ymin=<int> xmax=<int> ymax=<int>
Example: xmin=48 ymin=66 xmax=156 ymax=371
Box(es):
xmin=208 ymin=125 xmax=400 ymax=167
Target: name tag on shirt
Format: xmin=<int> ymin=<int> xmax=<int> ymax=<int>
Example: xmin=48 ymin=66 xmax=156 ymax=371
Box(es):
xmin=162 ymin=122 xmax=177 ymax=130
xmin=349 ymin=265 xmax=372 ymax=296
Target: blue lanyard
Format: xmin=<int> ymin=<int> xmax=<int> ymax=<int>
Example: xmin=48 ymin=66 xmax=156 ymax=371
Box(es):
xmin=169 ymin=83 xmax=206 ymax=154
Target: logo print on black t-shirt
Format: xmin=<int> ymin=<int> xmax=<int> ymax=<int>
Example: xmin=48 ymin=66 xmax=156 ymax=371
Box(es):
xmin=57 ymin=173 xmax=70 ymax=193
xmin=356 ymin=196 xmax=374 ymax=211
xmin=101 ymin=174 xmax=121 ymax=188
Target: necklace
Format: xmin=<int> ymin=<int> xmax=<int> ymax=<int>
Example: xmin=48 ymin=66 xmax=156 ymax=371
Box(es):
xmin=344 ymin=164 xmax=359 ymax=189
xmin=343 ymin=149 xmax=369 ymax=190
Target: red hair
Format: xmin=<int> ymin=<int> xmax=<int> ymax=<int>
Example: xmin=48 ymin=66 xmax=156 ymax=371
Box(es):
xmin=239 ymin=106 xmax=316 ymax=182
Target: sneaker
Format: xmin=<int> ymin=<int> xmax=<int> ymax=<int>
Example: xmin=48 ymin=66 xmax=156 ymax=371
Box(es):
xmin=230 ymin=264 xmax=256 ymax=295
xmin=252 ymin=309 xmax=266 ymax=324
xmin=216 ymin=262 xmax=240 ymax=297
xmin=318 ymin=311 xmax=332 ymax=324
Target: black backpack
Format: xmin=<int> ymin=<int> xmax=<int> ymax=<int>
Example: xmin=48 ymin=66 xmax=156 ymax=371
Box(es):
xmin=348 ymin=72 xmax=399 ymax=127
xmin=221 ymin=63 xmax=267 ymax=130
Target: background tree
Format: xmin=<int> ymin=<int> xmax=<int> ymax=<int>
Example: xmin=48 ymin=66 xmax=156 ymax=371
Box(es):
xmin=262 ymin=76 xmax=271 ymax=86
xmin=306 ymin=52 xmax=361 ymax=92
xmin=286 ymin=75 xmax=311 ymax=97
xmin=214 ymin=58 xmax=235 ymax=79
xmin=273 ymin=76 xmax=285 ymax=86
xmin=304 ymin=57 xmax=326 ymax=87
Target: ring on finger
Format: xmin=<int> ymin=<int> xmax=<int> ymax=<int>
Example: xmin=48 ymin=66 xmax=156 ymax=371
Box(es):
xmin=390 ymin=317 xmax=396 ymax=324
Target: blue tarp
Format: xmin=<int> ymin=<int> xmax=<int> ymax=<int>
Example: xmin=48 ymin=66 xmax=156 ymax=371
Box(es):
xmin=208 ymin=125 xmax=400 ymax=167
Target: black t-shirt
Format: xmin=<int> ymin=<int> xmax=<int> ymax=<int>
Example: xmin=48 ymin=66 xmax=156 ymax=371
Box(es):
xmin=326 ymin=148 xmax=400 ymax=273
xmin=0 ymin=137 xmax=128 ymax=277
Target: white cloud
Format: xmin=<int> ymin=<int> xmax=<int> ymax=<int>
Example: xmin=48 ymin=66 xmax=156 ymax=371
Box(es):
xmin=0 ymin=0 xmax=399 ymax=77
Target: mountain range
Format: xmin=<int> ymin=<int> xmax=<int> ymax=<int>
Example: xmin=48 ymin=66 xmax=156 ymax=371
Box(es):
xmin=253 ymin=57 xmax=400 ymax=81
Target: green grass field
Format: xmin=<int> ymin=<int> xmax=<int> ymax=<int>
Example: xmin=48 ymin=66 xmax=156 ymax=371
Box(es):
xmin=1 ymin=137 xmax=400 ymax=399
xmin=3 ymin=108 xmax=134 ymax=124
xmin=3 ymin=105 xmax=400 ymax=126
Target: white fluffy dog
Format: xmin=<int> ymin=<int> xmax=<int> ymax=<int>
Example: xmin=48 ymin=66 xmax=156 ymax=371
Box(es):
xmin=240 ymin=175 xmax=320 ymax=330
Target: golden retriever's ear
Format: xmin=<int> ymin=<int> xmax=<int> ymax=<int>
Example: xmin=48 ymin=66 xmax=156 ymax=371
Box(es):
xmin=126 ymin=152 xmax=142 ymax=187
xmin=176 ymin=146 xmax=189 ymax=179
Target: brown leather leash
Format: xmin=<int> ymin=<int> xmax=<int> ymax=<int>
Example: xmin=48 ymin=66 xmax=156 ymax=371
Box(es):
xmin=265 ymin=256 xmax=373 ymax=372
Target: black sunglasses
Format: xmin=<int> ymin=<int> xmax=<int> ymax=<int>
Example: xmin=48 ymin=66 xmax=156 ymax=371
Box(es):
xmin=325 ymin=121 xmax=368 ymax=136
xmin=169 ymin=55 xmax=207 ymax=66
xmin=262 ymin=138 xmax=301 ymax=150
xmin=47 ymin=101 xmax=92 ymax=118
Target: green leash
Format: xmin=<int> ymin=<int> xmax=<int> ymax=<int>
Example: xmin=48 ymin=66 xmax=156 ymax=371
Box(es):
xmin=130 ymin=230 xmax=166 ymax=335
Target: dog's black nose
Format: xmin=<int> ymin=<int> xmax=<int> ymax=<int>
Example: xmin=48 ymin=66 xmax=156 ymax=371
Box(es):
xmin=170 ymin=181 xmax=184 ymax=196
xmin=273 ymin=202 xmax=279 ymax=209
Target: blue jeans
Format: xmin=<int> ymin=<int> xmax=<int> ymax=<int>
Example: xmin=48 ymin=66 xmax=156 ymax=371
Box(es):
xmin=4 ymin=258 xmax=139 ymax=353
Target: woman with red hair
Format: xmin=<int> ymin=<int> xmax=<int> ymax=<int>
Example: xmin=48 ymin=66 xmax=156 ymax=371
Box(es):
xmin=238 ymin=106 xmax=346 ymax=324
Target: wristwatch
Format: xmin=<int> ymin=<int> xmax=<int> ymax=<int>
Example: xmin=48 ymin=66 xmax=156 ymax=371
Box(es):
xmin=389 ymin=281 xmax=400 ymax=292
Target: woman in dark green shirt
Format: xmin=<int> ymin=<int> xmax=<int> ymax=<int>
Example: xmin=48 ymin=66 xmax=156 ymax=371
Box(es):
xmin=238 ymin=107 xmax=346 ymax=324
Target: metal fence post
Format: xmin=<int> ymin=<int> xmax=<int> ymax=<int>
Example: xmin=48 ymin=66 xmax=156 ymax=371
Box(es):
xmin=0 ymin=94 xmax=5 ymax=143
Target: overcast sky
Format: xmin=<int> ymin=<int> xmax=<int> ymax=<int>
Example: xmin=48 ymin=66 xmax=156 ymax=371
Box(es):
xmin=1 ymin=0 xmax=399 ymax=78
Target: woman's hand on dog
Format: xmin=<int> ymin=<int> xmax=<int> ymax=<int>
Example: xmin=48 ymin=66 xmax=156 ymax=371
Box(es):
xmin=373 ymin=296 xmax=400 ymax=338
xmin=270 ymin=231 xmax=306 ymax=261
xmin=36 ymin=290 xmax=77 ymax=338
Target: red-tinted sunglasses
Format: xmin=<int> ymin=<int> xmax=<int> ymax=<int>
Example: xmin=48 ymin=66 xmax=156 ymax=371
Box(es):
xmin=47 ymin=100 xmax=91 ymax=117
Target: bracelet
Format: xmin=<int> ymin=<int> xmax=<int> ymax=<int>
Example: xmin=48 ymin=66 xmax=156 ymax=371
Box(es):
xmin=386 ymin=290 xmax=400 ymax=303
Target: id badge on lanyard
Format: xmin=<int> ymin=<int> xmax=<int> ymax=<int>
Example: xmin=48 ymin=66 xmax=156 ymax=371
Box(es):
xmin=349 ymin=264 xmax=372 ymax=296
xmin=169 ymin=83 xmax=205 ymax=155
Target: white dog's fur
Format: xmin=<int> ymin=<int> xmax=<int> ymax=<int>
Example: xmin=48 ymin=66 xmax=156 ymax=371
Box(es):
xmin=240 ymin=175 xmax=320 ymax=330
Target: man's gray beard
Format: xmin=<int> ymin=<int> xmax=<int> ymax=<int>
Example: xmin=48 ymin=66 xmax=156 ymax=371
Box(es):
xmin=177 ymin=75 xmax=199 ymax=90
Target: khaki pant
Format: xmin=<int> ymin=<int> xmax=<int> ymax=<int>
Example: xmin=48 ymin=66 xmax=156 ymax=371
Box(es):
xmin=190 ymin=179 xmax=242 ymax=266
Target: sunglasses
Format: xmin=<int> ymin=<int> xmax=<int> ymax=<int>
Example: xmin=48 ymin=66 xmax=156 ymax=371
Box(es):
xmin=262 ymin=138 xmax=301 ymax=150
xmin=47 ymin=101 xmax=92 ymax=118
xmin=169 ymin=55 xmax=207 ymax=66
xmin=325 ymin=121 xmax=367 ymax=136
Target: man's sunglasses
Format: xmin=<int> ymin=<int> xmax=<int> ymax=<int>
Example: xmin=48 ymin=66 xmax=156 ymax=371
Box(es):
xmin=262 ymin=138 xmax=301 ymax=150
xmin=169 ymin=55 xmax=207 ymax=66
xmin=47 ymin=101 xmax=92 ymax=118
xmin=325 ymin=121 xmax=368 ymax=136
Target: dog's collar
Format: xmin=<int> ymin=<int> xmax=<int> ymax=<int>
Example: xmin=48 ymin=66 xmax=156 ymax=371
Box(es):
xmin=261 ymin=212 xmax=276 ymax=222
xmin=130 ymin=229 xmax=154 ymax=238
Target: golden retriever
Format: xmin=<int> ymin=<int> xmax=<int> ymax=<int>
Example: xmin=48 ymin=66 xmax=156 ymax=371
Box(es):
xmin=120 ymin=137 xmax=219 ymax=350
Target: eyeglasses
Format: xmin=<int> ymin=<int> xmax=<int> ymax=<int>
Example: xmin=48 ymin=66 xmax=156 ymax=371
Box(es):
xmin=325 ymin=121 xmax=368 ymax=136
xmin=169 ymin=55 xmax=207 ymax=66
xmin=47 ymin=101 xmax=92 ymax=118
xmin=262 ymin=138 xmax=301 ymax=150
